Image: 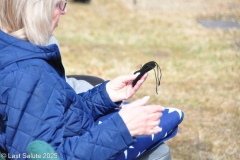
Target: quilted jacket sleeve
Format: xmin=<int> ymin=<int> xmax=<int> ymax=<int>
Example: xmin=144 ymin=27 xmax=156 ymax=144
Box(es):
xmin=58 ymin=113 xmax=135 ymax=160
xmin=1 ymin=67 xmax=134 ymax=160
xmin=76 ymin=81 xmax=121 ymax=119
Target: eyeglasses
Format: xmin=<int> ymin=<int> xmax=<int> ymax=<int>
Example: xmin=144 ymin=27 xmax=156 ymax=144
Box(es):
xmin=59 ymin=0 xmax=67 ymax=11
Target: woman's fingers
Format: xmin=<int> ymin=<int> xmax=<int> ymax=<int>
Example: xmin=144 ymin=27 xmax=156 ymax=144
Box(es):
xmin=119 ymin=97 xmax=165 ymax=137
xmin=148 ymin=113 xmax=162 ymax=123
xmin=143 ymin=105 xmax=165 ymax=115
xmin=148 ymin=126 xmax=162 ymax=134
xmin=106 ymin=74 xmax=149 ymax=102
xmin=124 ymin=96 xmax=150 ymax=108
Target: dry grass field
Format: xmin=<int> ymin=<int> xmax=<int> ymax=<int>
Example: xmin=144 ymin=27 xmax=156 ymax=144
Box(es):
xmin=55 ymin=0 xmax=240 ymax=159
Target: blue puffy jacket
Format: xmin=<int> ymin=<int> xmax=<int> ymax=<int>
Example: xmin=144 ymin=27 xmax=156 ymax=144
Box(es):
xmin=0 ymin=30 xmax=134 ymax=160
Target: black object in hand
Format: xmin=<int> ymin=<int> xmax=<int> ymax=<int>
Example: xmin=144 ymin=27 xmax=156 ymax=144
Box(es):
xmin=132 ymin=61 xmax=162 ymax=94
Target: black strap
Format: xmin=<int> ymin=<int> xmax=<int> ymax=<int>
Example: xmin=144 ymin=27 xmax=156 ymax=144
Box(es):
xmin=133 ymin=61 xmax=162 ymax=94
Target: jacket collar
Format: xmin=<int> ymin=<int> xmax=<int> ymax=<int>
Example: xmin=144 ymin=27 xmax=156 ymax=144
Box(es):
xmin=0 ymin=30 xmax=61 ymax=70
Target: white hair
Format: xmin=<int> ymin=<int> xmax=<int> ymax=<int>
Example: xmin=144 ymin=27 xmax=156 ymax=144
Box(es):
xmin=0 ymin=0 xmax=59 ymax=46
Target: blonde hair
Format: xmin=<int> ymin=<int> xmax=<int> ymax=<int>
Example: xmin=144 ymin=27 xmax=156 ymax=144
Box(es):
xmin=0 ymin=0 xmax=59 ymax=46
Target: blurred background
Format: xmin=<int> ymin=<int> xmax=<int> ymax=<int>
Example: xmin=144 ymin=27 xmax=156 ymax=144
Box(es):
xmin=55 ymin=0 xmax=240 ymax=159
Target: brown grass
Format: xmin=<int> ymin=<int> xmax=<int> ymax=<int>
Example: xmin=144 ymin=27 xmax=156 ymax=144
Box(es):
xmin=55 ymin=0 xmax=240 ymax=159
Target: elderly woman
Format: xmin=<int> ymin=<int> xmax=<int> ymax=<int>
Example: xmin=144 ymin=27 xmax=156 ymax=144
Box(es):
xmin=0 ymin=0 xmax=183 ymax=160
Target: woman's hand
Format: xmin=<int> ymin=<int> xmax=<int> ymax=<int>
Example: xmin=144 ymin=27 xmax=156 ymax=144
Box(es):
xmin=118 ymin=96 xmax=164 ymax=137
xmin=106 ymin=73 xmax=147 ymax=102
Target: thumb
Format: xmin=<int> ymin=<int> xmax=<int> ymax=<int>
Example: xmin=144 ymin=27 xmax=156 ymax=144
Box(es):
xmin=122 ymin=96 xmax=150 ymax=108
xmin=142 ymin=96 xmax=150 ymax=103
